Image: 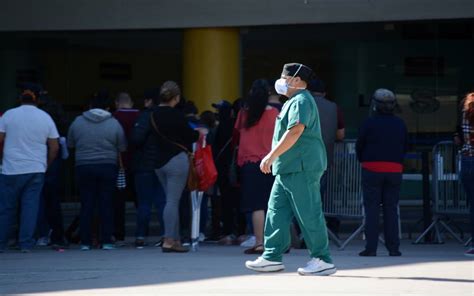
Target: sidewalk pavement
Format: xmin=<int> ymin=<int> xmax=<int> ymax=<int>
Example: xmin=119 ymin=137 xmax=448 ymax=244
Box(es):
xmin=0 ymin=240 xmax=472 ymax=296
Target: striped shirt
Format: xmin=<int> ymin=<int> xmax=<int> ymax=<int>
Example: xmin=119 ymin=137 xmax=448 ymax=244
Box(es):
xmin=461 ymin=110 xmax=474 ymax=156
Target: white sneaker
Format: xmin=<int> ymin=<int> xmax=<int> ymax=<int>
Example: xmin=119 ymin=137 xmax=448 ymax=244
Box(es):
xmin=464 ymin=247 xmax=474 ymax=257
xmin=198 ymin=233 xmax=206 ymax=242
xmin=245 ymin=256 xmax=285 ymax=272
xmin=114 ymin=240 xmax=127 ymax=247
xmin=36 ymin=237 xmax=49 ymax=247
xmin=240 ymin=235 xmax=256 ymax=248
xmin=80 ymin=245 xmax=91 ymax=251
xmin=297 ymin=258 xmax=336 ymax=276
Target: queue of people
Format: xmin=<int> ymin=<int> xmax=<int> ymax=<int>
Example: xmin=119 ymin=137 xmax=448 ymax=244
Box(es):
xmin=0 ymin=65 xmax=473 ymax=266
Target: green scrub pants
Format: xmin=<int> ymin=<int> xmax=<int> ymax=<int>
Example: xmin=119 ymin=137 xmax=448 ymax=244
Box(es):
xmin=262 ymin=170 xmax=332 ymax=263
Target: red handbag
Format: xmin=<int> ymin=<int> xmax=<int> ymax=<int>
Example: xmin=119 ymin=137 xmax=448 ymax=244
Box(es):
xmin=194 ymin=136 xmax=218 ymax=191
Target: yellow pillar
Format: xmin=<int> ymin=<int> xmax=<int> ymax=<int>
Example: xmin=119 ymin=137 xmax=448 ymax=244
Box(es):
xmin=183 ymin=28 xmax=240 ymax=113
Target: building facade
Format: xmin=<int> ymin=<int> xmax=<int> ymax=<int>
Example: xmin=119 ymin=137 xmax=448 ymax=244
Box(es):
xmin=1 ymin=0 xmax=474 ymax=199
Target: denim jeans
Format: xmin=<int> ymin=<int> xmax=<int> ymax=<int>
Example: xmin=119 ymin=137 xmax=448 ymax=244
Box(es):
xmin=76 ymin=164 xmax=117 ymax=245
xmin=460 ymin=156 xmax=474 ymax=244
xmin=36 ymin=158 xmax=65 ymax=244
xmin=361 ymin=169 xmax=402 ymax=252
xmin=0 ymin=173 xmax=45 ymax=250
xmin=134 ymin=170 xmax=166 ymax=238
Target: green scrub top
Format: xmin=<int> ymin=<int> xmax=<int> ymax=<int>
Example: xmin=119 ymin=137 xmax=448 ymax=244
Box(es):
xmin=272 ymin=89 xmax=327 ymax=176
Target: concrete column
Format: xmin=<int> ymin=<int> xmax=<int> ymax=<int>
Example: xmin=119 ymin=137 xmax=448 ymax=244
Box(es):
xmin=182 ymin=28 xmax=240 ymax=112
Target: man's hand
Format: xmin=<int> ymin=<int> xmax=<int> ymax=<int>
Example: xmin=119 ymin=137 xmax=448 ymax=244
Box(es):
xmin=260 ymin=153 xmax=275 ymax=174
xmin=0 ymin=132 xmax=5 ymax=162
xmin=259 ymin=124 xmax=305 ymax=175
xmin=47 ymin=138 xmax=59 ymax=168
xmin=454 ymin=135 xmax=462 ymax=146
xmin=195 ymin=127 xmax=209 ymax=136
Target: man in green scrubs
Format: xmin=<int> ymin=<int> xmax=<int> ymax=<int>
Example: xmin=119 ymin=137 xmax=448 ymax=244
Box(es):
xmin=245 ymin=63 xmax=336 ymax=276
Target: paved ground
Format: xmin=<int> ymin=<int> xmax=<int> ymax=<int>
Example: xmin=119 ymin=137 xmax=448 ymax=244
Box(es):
xmin=0 ymin=240 xmax=473 ymax=296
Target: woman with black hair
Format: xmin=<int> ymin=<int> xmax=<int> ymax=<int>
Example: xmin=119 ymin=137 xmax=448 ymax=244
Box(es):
xmin=234 ymin=79 xmax=279 ymax=254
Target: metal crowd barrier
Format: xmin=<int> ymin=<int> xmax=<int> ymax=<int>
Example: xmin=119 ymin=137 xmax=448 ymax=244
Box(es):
xmin=190 ymin=191 xmax=204 ymax=251
xmin=323 ymin=140 xmax=402 ymax=250
xmin=322 ymin=140 xmax=365 ymax=250
xmin=190 ymin=141 xmax=205 ymax=252
xmin=414 ymin=141 xmax=471 ymax=245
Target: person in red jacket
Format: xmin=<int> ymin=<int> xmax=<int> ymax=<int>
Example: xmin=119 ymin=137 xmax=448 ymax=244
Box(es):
xmin=113 ymin=92 xmax=140 ymax=243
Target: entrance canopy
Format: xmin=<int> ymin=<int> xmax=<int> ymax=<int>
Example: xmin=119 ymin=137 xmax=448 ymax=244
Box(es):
xmin=1 ymin=0 xmax=474 ymax=31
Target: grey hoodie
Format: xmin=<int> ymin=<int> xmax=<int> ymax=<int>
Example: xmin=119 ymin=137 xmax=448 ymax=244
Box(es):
xmin=68 ymin=109 xmax=127 ymax=166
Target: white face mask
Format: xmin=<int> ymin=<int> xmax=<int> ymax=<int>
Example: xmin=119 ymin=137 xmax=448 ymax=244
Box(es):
xmin=274 ymin=64 xmax=304 ymax=95
xmin=274 ymin=78 xmax=288 ymax=95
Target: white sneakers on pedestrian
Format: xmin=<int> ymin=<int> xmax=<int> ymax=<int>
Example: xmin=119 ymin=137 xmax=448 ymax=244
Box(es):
xmin=245 ymin=257 xmax=285 ymax=272
xmin=245 ymin=256 xmax=336 ymax=275
xmin=240 ymin=235 xmax=256 ymax=248
xmin=80 ymin=245 xmax=91 ymax=251
xmin=297 ymin=258 xmax=337 ymax=276
xmin=464 ymin=247 xmax=474 ymax=257
xmin=36 ymin=237 xmax=49 ymax=247
xmin=198 ymin=232 xmax=206 ymax=242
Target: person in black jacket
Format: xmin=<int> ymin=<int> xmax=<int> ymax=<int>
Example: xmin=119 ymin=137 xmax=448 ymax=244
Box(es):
xmin=36 ymin=92 xmax=68 ymax=249
xmin=211 ymin=100 xmax=246 ymax=244
xmin=130 ymin=88 xmax=166 ymax=248
xmin=356 ymin=88 xmax=408 ymax=257
xmin=151 ymin=81 xmax=200 ymax=253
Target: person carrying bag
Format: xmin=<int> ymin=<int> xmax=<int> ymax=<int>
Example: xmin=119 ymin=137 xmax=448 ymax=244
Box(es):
xmin=149 ymin=81 xmax=199 ymax=253
xmin=150 ymin=113 xmax=199 ymax=191
xmin=194 ymin=135 xmax=218 ymax=191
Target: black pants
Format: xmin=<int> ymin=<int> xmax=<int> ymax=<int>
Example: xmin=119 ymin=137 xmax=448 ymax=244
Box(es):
xmin=362 ymin=169 xmax=401 ymax=252
xmin=76 ymin=164 xmax=117 ymax=245
xmin=36 ymin=157 xmax=65 ymax=244
xmin=460 ymin=156 xmax=474 ymax=244
xmin=114 ymin=170 xmax=136 ymax=241
xmin=215 ymin=174 xmax=245 ymax=237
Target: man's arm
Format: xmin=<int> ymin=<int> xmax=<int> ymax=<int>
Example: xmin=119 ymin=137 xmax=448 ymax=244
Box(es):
xmin=336 ymin=128 xmax=345 ymax=141
xmin=0 ymin=132 xmax=5 ymax=162
xmin=130 ymin=116 xmax=149 ymax=147
xmin=260 ymin=124 xmax=305 ymax=174
xmin=336 ymin=106 xmax=345 ymax=141
xmin=47 ymin=138 xmax=59 ymax=167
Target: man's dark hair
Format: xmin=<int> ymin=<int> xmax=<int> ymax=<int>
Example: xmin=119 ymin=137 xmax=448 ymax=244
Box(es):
xmin=144 ymin=87 xmax=160 ymax=105
xmin=308 ymin=79 xmax=326 ymax=94
xmin=39 ymin=94 xmax=67 ymax=135
xmin=281 ymin=63 xmax=314 ymax=84
xmin=200 ymin=111 xmax=217 ymax=129
xmin=19 ymin=82 xmax=43 ymax=104
xmin=90 ymin=96 xmax=111 ymax=110
xmin=183 ymin=101 xmax=198 ymax=115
